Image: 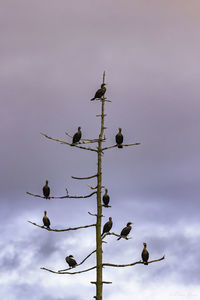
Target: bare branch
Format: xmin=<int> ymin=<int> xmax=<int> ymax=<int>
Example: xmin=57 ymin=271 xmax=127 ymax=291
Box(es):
xmin=40 ymin=132 xmax=98 ymax=152
xmin=58 ymin=250 xmax=97 ymax=272
xmin=102 ymin=142 xmax=141 ymax=151
xmin=103 ymin=256 xmax=165 ymax=268
xmin=27 ymin=221 xmax=96 ymax=232
xmin=65 ymin=131 xmax=105 ymax=143
xmin=26 ymin=191 xmax=96 ymax=199
xmin=71 ymin=174 xmax=97 ymax=180
xmin=90 ymin=281 xmax=112 ymax=284
xmin=88 ymin=212 xmax=105 ymax=217
xmin=101 ymin=232 xmax=131 ymax=240
xmin=88 ymin=184 xmax=97 ymax=190
xmin=102 ymin=204 xmax=112 ymax=208
xmin=41 ymin=266 xmax=97 ymax=275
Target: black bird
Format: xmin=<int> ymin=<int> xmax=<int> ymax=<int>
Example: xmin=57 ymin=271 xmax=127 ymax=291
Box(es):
xmin=43 ymin=180 xmax=50 ymax=199
xmin=117 ymin=222 xmax=133 ymax=240
xmin=65 ymin=255 xmax=77 ymax=268
xmin=72 ymin=127 xmax=82 ymax=145
xmin=91 ymin=83 xmax=106 ymax=101
xmin=102 ymin=188 xmax=110 ymax=206
xmin=101 ymin=217 xmax=113 ymax=236
xmin=43 ymin=211 xmax=50 ymax=229
xmin=115 ymin=128 xmax=123 ymax=148
xmin=142 ymin=242 xmax=149 ymax=265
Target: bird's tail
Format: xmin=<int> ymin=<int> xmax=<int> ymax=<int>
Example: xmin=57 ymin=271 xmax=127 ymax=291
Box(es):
xmin=144 ymin=262 xmax=148 ymax=265
xmin=117 ymin=237 xmax=121 ymax=240
xmin=117 ymin=145 xmax=123 ymax=148
xmin=90 ymin=98 xmax=95 ymax=101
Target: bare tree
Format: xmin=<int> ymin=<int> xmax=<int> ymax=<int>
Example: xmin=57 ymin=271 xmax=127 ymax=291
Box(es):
xmin=27 ymin=72 xmax=164 ymax=300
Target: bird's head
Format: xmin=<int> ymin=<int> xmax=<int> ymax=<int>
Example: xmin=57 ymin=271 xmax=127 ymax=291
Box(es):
xmin=143 ymin=242 xmax=147 ymax=247
xmin=118 ymin=128 xmax=122 ymax=132
xmin=101 ymin=83 xmax=106 ymax=88
xmin=69 ymin=255 xmax=74 ymax=258
xmin=78 ymin=127 xmax=81 ymax=131
xmin=44 ymin=211 xmax=47 ymax=215
xmin=45 ymin=180 xmax=48 ymax=184
xmin=105 ymin=188 xmax=108 ymax=193
xmin=109 ymin=217 xmax=112 ymax=221
xmin=127 ymin=222 xmax=133 ymax=226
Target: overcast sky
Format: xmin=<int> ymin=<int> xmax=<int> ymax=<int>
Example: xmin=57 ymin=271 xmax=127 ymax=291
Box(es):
xmin=1 ymin=0 xmax=200 ymax=299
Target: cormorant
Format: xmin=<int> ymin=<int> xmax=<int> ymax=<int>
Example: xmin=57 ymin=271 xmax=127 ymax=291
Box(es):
xmin=117 ymin=222 xmax=132 ymax=240
xmin=115 ymin=128 xmax=123 ymax=148
xmin=91 ymin=83 xmax=106 ymax=100
xmin=43 ymin=211 xmax=50 ymax=228
xmin=142 ymin=242 xmax=149 ymax=265
xmin=101 ymin=217 xmax=113 ymax=236
xmin=72 ymin=127 xmax=82 ymax=145
xmin=43 ymin=180 xmax=50 ymax=199
xmin=65 ymin=255 xmax=77 ymax=268
xmin=102 ymin=188 xmax=110 ymax=206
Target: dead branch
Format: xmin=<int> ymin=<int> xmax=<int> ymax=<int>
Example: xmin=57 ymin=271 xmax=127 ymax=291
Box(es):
xmin=26 ymin=191 xmax=96 ymax=199
xmin=65 ymin=131 xmax=105 ymax=143
xmin=91 ymin=281 xmax=112 ymax=284
xmin=40 ymin=132 xmax=98 ymax=152
xmin=101 ymin=232 xmax=131 ymax=240
xmin=103 ymin=256 xmax=165 ymax=268
xmin=41 ymin=266 xmax=97 ymax=275
xmin=88 ymin=212 xmax=105 ymax=217
xmin=27 ymin=221 xmax=96 ymax=232
xmin=102 ymin=142 xmax=141 ymax=151
xmin=71 ymin=174 xmax=97 ymax=180
xmin=58 ymin=250 xmax=97 ymax=272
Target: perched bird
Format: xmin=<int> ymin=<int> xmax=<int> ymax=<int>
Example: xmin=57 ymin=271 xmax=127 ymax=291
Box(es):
xmin=102 ymin=188 xmax=110 ymax=206
xmin=43 ymin=180 xmax=50 ymax=199
xmin=72 ymin=127 xmax=82 ymax=145
xmin=65 ymin=255 xmax=77 ymax=268
xmin=101 ymin=217 xmax=113 ymax=236
xmin=142 ymin=242 xmax=149 ymax=265
xmin=91 ymin=83 xmax=106 ymax=100
xmin=117 ymin=222 xmax=133 ymax=240
xmin=43 ymin=211 xmax=50 ymax=229
xmin=115 ymin=128 xmax=123 ymax=148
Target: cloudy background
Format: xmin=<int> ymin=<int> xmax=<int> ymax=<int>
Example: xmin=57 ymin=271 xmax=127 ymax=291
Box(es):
xmin=1 ymin=0 xmax=200 ymax=299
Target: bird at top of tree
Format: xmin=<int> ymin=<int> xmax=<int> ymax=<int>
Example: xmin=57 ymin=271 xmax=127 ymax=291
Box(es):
xmin=91 ymin=83 xmax=106 ymax=101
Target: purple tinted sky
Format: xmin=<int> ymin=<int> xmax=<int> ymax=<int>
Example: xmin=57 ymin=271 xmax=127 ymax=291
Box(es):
xmin=1 ymin=0 xmax=200 ymax=299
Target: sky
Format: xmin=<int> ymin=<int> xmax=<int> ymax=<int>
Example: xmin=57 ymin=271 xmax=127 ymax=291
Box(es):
xmin=1 ymin=0 xmax=200 ymax=299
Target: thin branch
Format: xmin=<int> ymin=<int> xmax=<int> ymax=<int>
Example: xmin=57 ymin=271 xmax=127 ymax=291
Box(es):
xmin=27 ymin=221 xmax=96 ymax=232
xmin=41 ymin=266 xmax=97 ymax=275
xmin=90 ymin=281 xmax=112 ymax=284
xmin=26 ymin=191 xmax=96 ymax=199
xmin=88 ymin=185 xmax=97 ymax=190
xmin=88 ymin=212 xmax=105 ymax=217
xmin=101 ymin=232 xmax=132 ymax=240
xmin=103 ymin=256 xmax=165 ymax=268
xmin=40 ymin=132 xmax=98 ymax=152
xmin=102 ymin=204 xmax=112 ymax=208
xmin=102 ymin=142 xmax=141 ymax=151
xmin=71 ymin=174 xmax=97 ymax=180
xmin=65 ymin=131 xmax=105 ymax=143
xmin=58 ymin=250 xmax=97 ymax=272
